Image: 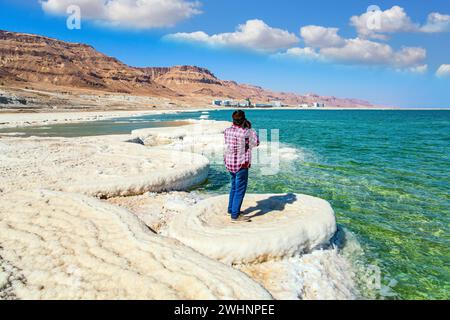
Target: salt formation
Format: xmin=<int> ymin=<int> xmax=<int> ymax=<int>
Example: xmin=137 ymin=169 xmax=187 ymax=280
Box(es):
xmin=165 ymin=194 xmax=337 ymax=264
xmin=0 ymin=136 xmax=209 ymax=198
xmin=238 ymin=249 xmax=359 ymax=300
xmin=132 ymin=120 xmax=229 ymax=143
xmin=132 ymin=120 xmax=229 ymax=156
xmin=106 ymin=189 xmax=357 ymax=300
xmin=0 ymin=190 xmax=272 ymax=300
xmin=132 ymin=120 xmax=301 ymax=163
xmin=107 ymin=191 xmax=208 ymax=232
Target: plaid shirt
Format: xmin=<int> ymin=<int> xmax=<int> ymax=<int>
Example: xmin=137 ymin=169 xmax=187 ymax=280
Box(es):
xmin=224 ymin=125 xmax=260 ymax=173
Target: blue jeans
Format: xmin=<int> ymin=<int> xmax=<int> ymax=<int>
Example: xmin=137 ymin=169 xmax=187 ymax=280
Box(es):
xmin=228 ymin=168 xmax=249 ymax=219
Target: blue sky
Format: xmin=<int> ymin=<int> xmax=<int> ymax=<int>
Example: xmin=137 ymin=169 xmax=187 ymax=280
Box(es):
xmin=0 ymin=0 xmax=449 ymax=107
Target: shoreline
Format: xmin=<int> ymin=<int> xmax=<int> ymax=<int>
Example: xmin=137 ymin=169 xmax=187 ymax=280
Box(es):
xmin=0 ymin=109 xmax=180 ymax=129
xmin=1 ymin=106 xmax=449 ymax=130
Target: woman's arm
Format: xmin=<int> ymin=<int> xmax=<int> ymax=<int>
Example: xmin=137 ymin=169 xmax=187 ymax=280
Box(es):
xmin=248 ymin=129 xmax=260 ymax=148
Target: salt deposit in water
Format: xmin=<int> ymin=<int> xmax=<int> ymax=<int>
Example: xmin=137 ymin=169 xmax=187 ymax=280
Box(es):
xmin=0 ymin=135 xmax=209 ymax=198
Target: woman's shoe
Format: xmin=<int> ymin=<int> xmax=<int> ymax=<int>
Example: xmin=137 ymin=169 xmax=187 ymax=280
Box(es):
xmin=231 ymin=216 xmax=252 ymax=223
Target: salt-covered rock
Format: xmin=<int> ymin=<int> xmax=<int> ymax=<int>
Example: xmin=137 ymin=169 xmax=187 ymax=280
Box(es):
xmin=238 ymin=248 xmax=359 ymax=300
xmin=132 ymin=120 xmax=230 ymax=144
xmin=165 ymin=194 xmax=337 ymax=264
xmin=0 ymin=136 xmax=209 ymax=198
xmin=0 ymin=190 xmax=272 ymax=300
xmin=107 ymin=192 xmax=210 ymax=233
xmin=132 ymin=120 xmax=302 ymax=166
xmin=164 ymin=198 xmax=190 ymax=213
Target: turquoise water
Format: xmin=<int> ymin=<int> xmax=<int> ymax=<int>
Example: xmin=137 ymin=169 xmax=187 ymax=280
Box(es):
xmin=2 ymin=110 xmax=449 ymax=299
xmin=207 ymin=110 xmax=450 ymax=300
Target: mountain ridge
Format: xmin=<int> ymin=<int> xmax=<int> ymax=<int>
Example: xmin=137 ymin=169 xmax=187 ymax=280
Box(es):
xmin=0 ymin=30 xmax=374 ymax=108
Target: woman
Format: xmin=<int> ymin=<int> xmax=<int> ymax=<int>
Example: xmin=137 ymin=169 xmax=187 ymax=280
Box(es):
xmin=224 ymin=110 xmax=260 ymax=223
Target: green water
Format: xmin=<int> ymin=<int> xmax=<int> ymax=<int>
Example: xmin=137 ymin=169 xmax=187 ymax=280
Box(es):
xmin=2 ymin=109 xmax=449 ymax=299
xmin=204 ymin=110 xmax=450 ymax=300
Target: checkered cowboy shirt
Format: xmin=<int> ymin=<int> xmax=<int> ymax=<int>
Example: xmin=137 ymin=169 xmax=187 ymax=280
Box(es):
xmin=224 ymin=125 xmax=260 ymax=173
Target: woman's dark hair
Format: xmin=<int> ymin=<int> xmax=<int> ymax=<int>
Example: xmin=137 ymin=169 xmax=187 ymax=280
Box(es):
xmin=232 ymin=110 xmax=246 ymax=127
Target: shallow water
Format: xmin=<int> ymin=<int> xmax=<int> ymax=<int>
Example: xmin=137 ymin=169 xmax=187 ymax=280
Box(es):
xmin=2 ymin=109 xmax=449 ymax=299
xmin=0 ymin=118 xmax=192 ymax=137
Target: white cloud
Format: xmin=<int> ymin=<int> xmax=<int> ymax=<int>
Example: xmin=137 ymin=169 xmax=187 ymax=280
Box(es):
xmin=323 ymin=39 xmax=399 ymax=66
xmin=284 ymin=15 xmax=428 ymax=70
xmin=421 ymin=13 xmax=450 ymax=33
xmin=165 ymin=19 xmax=300 ymax=52
xmin=300 ymin=25 xmax=345 ymax=48
xmin=392 ymin=46 xmax=427 ymax=68
xmin=324 ymin=39 xmax=425 ymax=68
xmin=40 ymin=0 xmax=202 ymax=29
xmin=278 ymin=47 xmax=321 ymax=60
xmin=185 ymin=7 xmax=441 ymax=74
xmin=350 ymin=6 xmax=417 ymax=39
xmin=284 ymin=26 xmax=427 ymax=70
xmin=407 ymin=64 xmax=428 ymax=74
xmin=284 ymin=6 xmax=446 ymax=71
xmin=436 ymin=64 xmax=450 ymax=77
xmin=167 ymin=30 xmax=210 ymax=42
xmin=351 ymin=6 xmax=450 ymax=38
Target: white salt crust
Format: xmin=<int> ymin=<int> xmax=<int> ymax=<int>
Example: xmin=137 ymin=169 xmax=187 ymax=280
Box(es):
xmin=0 ymin=190 xmax=272 ymax=300
xmin=165 ymin=194 xmax=337 ymax=264
xmin=0 ymin=135 xmax=209 ymax=198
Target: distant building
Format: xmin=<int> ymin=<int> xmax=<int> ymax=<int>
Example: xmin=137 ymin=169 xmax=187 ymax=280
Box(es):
xmin=299 ymin=103 xmax=309 ymax=108
xmin=238 ymin=100 xmax=250 ymax=107
xmin=313 ymin=102 xmax=325 ymax=108
xmin=222 ymin=100 xmax=232 ymax=107
xmin=255 ymin=103 xmax=273 ymax=108
xmin=271 ymin=101 xmax=283 ymax=108
xmin=212 ymin=98 xmax=256 ymax=108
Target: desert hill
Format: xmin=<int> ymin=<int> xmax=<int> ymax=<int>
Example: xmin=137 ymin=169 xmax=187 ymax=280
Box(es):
xmin=0 ymin=30 xmax=373 ymax=109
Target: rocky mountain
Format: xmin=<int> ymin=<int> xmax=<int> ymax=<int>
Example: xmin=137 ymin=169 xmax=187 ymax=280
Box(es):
xmin=141 ymin=66 xmax=373 ymax=107
xmin=0 ymin=30 xmax=176 ymax=97
xmin=0 ymin=30 xmax=373 ymax=108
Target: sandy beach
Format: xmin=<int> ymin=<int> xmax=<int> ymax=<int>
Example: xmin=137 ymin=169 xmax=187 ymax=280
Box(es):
xmin=0 ymin=115 xmax=360 ymax=300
